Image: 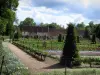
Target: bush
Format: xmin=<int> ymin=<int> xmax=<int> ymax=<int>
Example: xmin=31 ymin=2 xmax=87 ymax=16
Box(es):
xmin=58 ymin=34 xmax=62 ymax=42
xmin=72 ymin=58 xmax=81 ymax=66
xmin=84 ymin=27 xmax=90 ymax=39
xmin=91 ymin=34 xmax=96 ymax=44
xmin=60 ymin=23 xmax=80 ymax=67
xmin=34 ymin=35 xmax=38 ymax=39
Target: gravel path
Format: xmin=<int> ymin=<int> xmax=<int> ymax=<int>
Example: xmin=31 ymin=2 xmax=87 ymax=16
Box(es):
xmin=7 ymin=42 xmax=59 ymax=75
xmin=46 ymin=50 xmax=100 ymax=56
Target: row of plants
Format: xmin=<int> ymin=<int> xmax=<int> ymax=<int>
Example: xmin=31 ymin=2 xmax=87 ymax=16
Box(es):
xmin=12 ymin=41 xmax=61 ymax=61
xmin=81 ymin=57 xmax=100 ymax=66
xmin=13 ymin=41 xmax=48 ymax=55
xmin=12 ymin=41 xmax=100 ymax=67
xmin=17 ymin=38 xmax=100 ymax=51
xmin=77 ymin=45 xmax=100 ymax=51
xmin=18 ymin=39 xmax=64 ymax=50
xmin=36 ymin=69 xmax=100 ymax=75
xmin=0 ymin=41 xmax=30 ymax=75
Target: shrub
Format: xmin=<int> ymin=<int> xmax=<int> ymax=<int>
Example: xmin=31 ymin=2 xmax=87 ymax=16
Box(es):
xmin=91 ymin=34 xmax=96 ymax=44
xmin=58 ymin=34 xmax=62 ymax=42
xmin=60 ymin=23 xmax=80 ymax=67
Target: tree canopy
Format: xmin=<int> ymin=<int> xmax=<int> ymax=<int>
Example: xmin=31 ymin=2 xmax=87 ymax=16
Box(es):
xmin=76 ymin=22 xmax=85 ymax=30
xmin=0 ymin=0 xmax=19 ymax=35
xmin=40 ymin=22 xmax=63 ymax=29
xmin=19 ymin=17 xmax=36 ymax=27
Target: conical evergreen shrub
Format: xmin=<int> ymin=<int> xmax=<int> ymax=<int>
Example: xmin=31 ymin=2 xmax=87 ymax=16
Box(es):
xmin=60 ymin=23 xmax=80 ymax=67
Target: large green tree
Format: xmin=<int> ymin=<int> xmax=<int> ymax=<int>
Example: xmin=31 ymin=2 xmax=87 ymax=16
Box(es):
xmin=19 ymin=17 xmax=36 ymax=27
xmin=60 ymin=23 xmax=80 ymax=67
xmin=0 ymin=0 xmax=19 ymax=35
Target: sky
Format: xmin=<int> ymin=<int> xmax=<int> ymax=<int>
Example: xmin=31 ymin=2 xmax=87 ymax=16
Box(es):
xmin=16 ymin=0 xmax=100 ymax=28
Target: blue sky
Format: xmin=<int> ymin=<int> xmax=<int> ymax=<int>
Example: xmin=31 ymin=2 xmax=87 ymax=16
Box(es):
xmin=16 ymin=0 xmax=100 ymax=28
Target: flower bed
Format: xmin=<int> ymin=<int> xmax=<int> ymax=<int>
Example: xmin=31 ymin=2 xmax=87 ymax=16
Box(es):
xmin=0 ymin=41 xmax=30 ymax=75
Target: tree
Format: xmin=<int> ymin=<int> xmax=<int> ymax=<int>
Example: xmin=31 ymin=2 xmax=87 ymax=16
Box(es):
xmin=60 ymin=23 xmax=80 ymax=67
xmin=40 ymin=22 xmax=44 ymax=27
xmin=0 ymin=18 xmax=7 ymax=35
xmin=48 ymin=23 xmax=61 ymax=29
xmin=13 ymin=27 xmax=21 ymax=40
xmin=10 ymin=25 xmax=17 ymax=40
xmin=0 ymin=0 xmax=19 ymax=35
xmin=89 ymin=21 xmax=95 ymax=34
xmin=89 ymin=21 xmax=94 ymax=28
xmin=84 ymin=27 xmax=90 ymax=39
xmin=91 ymin=34 xmax=96 ymax=44
xmin=93 ymin=24 xmax=100 ymax=39
xmin=19 ymin=17 xmax=36 ymax=27
xmin=40 ymin=22 xmax=62 ymax=29
xmin=76 ymin=22 xmax=85 ymax=30
xmin=58 ymin=34 xmax=62 ymax=42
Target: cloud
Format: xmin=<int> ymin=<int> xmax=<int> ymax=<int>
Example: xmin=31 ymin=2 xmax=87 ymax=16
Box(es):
xmin=16 ymin=0 xmax=100 ymax=27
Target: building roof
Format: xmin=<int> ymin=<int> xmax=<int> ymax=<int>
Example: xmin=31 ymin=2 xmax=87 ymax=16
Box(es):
xmin=21 ymin=26 xmax=65 ymax=32
xmin=21 ymin=26 xmax=56 ymax=33
xmin=21 ymin=26 xmax=66 ymax=36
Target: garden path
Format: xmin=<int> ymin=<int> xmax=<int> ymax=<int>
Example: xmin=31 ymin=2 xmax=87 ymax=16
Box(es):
xmin=7 ymin=42 xmax=61 ymax=75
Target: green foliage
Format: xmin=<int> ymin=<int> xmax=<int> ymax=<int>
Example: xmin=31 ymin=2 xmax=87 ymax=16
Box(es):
xmin=0 ymin=0 xmax=18 ymax=36
xmin=89 ymin=21 xmax=94 ymax=29
xmin=13 ymin=38 xmax=100 ymax=51
xmin=42 ymin=41 xmax=47 ymax=48
xmin=0 ymin=41 xmax=29 ymax=75
xmin=76 ymin=22 xmax=85 ymax=30
xmin=34 ymin=35 xmax=39 ymax=39
xmin=40 ymin=22 xmax=63 ymax=29
xmin=0 ymin=0 xmax=19 ymax=11
xmin=13 ymin=27 xmax=21 ymax=40
xmin=58 ymin=34 xmax=62 ymax=42
xmin=60 ymin=23 xmax=80 ymax=67
xmin=37 ymin=69 xmax=100 ymax=75
xmin=91 ymin=34 xmax=96 ymax=44
xmin=93 ymin=24 xmax=100 ymax=39
xmin=19 ymin=17 xmax=36 ymax=27
xmin=12 ymin=41 xmax=48 ymax=60
xmin=84 ymin=27 xmax=90 ymax=39
xmin=0 ymin=18 xmax=7 ymax=35
xmin=76 ymin=36 xmax=80 ymax=43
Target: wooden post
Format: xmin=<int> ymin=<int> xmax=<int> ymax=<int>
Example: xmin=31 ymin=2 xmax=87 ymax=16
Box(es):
xmin=65 ymin=59 xmax=67 ymax=75
xmin=0 ymin=56 xmax=5 ymax=75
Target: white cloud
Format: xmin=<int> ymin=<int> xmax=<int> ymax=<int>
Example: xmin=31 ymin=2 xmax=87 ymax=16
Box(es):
xmin=34 ymin=6 xmax=62 ymax=14
xmin=18 ymin=0 xmax=33 ymax=7
xmin=16 ymin=0 xmax=93 ymax=28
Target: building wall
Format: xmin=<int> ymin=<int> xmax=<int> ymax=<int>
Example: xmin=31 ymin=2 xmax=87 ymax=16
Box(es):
xmin=37 ymin=32 xmax=48 ymax=36
xmin=22 ymin=32 xmax=29 ymax=36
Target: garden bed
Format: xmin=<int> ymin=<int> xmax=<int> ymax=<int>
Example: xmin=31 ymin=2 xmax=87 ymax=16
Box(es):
xmin=0 ymin=41 xmax=30 ymax=75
